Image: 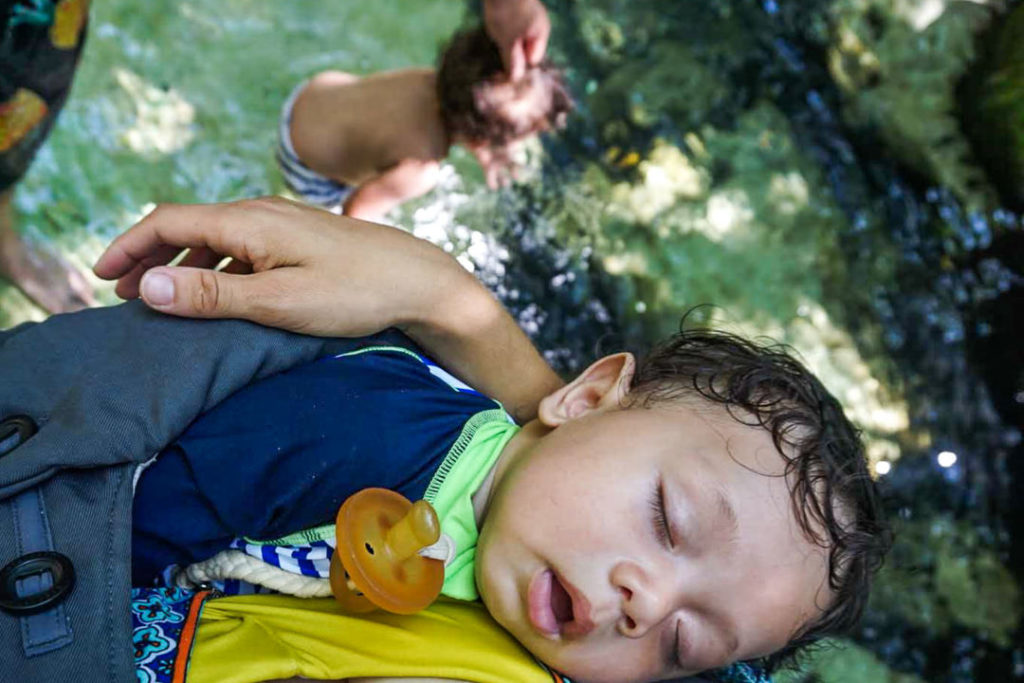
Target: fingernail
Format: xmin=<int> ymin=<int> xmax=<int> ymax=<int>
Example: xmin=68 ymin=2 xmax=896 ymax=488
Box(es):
xmin=141 ymin=272 xmax=174 ymax=306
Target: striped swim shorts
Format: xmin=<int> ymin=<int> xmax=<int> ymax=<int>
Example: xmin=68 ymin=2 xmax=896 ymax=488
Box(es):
xmin=275 ymin=81 xmax=353 ymax=210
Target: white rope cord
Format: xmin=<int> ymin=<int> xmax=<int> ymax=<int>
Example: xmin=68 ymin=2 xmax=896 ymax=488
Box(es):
xmin=418 ymin=532 xmax=456 ymax=565
xmin=175 ymin=532 xmax=455 ymax=599
xmin=175 ymin=549 xmax=332 ymax=598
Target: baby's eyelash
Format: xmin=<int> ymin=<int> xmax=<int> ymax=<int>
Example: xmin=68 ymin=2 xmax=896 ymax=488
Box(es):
xmin=671 ymin=619 xmax=683 ymax=671
xmin=648 ymin=478 xmax=672 ymax=548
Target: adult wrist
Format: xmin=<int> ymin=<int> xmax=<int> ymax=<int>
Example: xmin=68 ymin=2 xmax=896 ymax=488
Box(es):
xmin=399 ymin=265 xmax=497 ymax=343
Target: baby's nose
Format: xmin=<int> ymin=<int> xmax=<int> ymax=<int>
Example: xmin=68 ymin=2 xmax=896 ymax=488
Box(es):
xmin=613 ymin=564 xmax=676 ymax=638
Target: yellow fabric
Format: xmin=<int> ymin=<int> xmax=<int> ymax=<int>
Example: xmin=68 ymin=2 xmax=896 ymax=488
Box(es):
xmin=188 ymin=595 xmax=553 ymax=683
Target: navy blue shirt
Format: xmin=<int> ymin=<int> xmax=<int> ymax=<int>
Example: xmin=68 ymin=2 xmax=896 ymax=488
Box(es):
xmin=131 ymin=335 xmax=500 ymax=585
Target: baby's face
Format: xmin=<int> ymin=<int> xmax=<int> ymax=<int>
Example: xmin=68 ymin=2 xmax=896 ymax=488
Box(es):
xmin=475 ymin=401 xmax=832 ymax=682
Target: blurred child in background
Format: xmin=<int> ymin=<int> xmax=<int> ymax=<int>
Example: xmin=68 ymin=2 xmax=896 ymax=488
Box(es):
xmin=276 ymin=27 xmax=572 ymax=222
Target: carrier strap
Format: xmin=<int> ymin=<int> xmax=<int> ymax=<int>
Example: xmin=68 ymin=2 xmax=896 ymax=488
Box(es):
xmin=0 ymin=417 xmax=73 ymax=656
xmin=8 ymin=487 xmax=73 ymax=655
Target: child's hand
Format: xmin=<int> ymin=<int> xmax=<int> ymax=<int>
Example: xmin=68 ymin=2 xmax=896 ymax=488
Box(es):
xmin=470 ymin=143 xmax=520 ymax=190
xmin=483 ymin=0 xmax=550 ymax=80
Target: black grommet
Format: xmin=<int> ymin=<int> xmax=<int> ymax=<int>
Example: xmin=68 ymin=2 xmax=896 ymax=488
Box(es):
xmin=0 ymin=551 xmax=75 ymax=615
xmin=0 ymin=416 xmax=37 ymax=456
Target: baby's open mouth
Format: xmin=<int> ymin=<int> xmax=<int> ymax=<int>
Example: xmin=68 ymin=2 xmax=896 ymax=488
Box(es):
xmin=527 ymin=568 xmax=594 ymax=638
xmin=550 ymin=570 xmax=573 ymax=625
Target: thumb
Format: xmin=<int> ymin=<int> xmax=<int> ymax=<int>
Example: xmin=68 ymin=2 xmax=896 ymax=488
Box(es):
xmin=504 ymin=40 xmax=526 ymax=81
xmin=140 ymin=266 xmax=248 ymax=319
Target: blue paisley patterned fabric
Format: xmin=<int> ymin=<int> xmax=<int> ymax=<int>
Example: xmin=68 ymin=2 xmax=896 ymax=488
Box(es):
xmin=711 ymin=661 xmax=773 ymax=683
xmin=131 ymin=587 xmax=205 ymax=683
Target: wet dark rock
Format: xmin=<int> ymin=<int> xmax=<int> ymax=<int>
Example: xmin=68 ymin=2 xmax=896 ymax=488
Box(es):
xmin=960 ymin=3 xmax=1024 ymax=211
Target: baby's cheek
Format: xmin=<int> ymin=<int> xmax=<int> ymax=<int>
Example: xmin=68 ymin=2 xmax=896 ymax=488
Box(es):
xmin=472 ymin=529 xmax=516 ymax=618
xmin=544 ymin=643 xmax=663 ymax=683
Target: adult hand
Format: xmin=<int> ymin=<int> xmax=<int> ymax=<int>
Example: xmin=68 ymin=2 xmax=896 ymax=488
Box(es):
xmin=93 ymin=197 xmax=564 ymax=421
xmin=483 ymin=0 xmax=550 ymax=80
xmin=93 ymin=197 xmax=474 ymax=337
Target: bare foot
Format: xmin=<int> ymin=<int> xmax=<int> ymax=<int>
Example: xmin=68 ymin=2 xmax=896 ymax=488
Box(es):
xmin=0 ymin=225 xmax=97 ymax=314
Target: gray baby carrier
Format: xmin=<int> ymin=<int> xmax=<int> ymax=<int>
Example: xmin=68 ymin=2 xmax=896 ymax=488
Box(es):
xmin=0 ymin=301 xmax=349 ymax=682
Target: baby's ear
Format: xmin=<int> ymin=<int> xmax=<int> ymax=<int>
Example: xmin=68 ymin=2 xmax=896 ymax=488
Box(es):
xmin=537 ymin=353 xmax=635 ymax=427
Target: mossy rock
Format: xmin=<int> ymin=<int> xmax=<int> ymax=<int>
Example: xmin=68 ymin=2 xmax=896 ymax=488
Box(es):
xmin=576 ymin=5 xmax=629 ymax=67
xmin=827 ymin=0 xmax=999 ymax=210
xmin=773 ymin=639 xmax=925 ymax=683
xmin=961 ymin=3 xmax=1024 ymax=210
xmin=869 ymin=513 xmax=1022 ymax=648
xmin=934 ymin=539 xmax=1022 ymax=648
xmin=588 ymin=41 xmax=735 ymax=135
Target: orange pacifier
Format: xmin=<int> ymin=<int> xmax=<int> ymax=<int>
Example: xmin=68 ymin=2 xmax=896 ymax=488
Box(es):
xmin=329 ymin=488 xmax=445 ymax=614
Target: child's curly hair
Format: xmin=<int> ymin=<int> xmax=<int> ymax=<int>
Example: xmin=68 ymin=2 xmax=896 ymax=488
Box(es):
xmin=436 ymin=27 xmax=573 ymax=147
xmin=626 ymin=321 xmax=892 ymax=673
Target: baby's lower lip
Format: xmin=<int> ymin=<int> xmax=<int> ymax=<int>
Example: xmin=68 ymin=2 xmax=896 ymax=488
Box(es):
xmin=527 ymin=568 xmax=560 ymax=638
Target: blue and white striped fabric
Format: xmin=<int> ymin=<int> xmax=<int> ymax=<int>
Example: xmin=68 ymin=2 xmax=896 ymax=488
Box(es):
xmin=276 ymin=81 xmax=354 ymax=209
xmin=229 ymin=537 xmax=334 ymax=581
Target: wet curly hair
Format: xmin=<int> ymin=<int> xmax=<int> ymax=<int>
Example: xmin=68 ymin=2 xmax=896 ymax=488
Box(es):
xmin=625 ymin=319 xmax=892 ymax=673
xmin=436 ymin=27 xmax=573 ymax=147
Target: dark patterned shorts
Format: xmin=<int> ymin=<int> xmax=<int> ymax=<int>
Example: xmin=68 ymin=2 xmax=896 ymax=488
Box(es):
xmin=0 ymin=0 xmax=88 ymax=192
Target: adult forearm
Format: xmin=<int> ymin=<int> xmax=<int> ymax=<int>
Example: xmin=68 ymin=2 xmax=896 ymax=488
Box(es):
xmin=93 ymin=198 xmax=564 ymax=421
xmin=402 ymin=273 xmax=564 ymax=423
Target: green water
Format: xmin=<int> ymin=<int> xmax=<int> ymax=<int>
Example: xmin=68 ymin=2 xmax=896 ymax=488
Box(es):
xmin=1 ymin=0 xmax=468 ymax=325
xmin=3 ymin=0 xmax=1022 ymax=681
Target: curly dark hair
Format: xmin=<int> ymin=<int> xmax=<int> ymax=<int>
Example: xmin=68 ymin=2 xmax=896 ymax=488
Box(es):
xmin=624 ymin=320 xmax=892 ymax=673
xmin=436 ymin=27 xmax=573 ymax=147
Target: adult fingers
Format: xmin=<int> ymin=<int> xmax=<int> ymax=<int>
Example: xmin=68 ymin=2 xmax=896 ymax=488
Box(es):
xmin=139 ymin=265 xmax=277 ymax=321
xmin=94 ymin=200 xmax=286 ymax=281
xmin=178 ymin=246 xmax=228 ymax=271
xmin=114 ymin=262 xmax=149 ymax=300
xmin=109 ymin=243 xmax=187 ymax=299
xmin=220 ymin=258 xmax=253 ymax=275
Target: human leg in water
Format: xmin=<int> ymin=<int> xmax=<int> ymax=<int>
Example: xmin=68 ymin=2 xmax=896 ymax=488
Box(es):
xmin=0 ymin=0 xmax=95 ymax=312
xmin=0 ymin=187 xmax=95 ymax=312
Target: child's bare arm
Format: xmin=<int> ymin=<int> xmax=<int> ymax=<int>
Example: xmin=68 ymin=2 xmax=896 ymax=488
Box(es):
xmin=467 ymin=143 xmax=519 ymax=189
xmin=342 ymin=159 xmax=441 ymax=222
